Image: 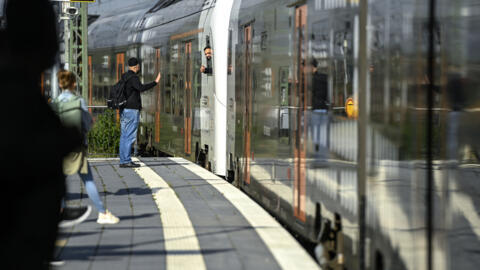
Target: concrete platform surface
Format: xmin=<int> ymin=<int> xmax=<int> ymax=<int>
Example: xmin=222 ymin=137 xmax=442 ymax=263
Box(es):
xmin=54 ymin=157 xmax=320 ymax=270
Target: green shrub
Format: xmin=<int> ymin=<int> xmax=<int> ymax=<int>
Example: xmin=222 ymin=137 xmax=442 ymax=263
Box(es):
xmin=87 ymin=109 xmax=120 ymax=157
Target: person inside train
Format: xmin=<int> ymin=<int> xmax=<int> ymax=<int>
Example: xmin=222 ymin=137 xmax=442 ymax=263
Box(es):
xmin=55 ymin=70 xmax=120 ymax=225
xmin=310 ymin=59 xmax=329 ymax=111
xmin=200 ymin=45 xmax=213 ymax=74
xmin=119 ymin=57 xmax=161 ymax=168
xmin=445 ymin=71 xmax=479 ymax=162
xmin=310 ymin=58 xmax=330 ymax=158
xmin=0 ymin=0 xmax=84 ymax=268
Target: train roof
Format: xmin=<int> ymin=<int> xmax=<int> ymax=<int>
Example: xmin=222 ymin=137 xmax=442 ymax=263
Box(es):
xmin=88 ymin=0 xmax=210 ymax=50
xmin=88 ymin=0 xmax=157 ymax=16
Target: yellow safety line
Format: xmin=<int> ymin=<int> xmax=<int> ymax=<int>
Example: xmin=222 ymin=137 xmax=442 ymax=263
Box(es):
xmin=132 ymin=158 xmax=206 ymax=270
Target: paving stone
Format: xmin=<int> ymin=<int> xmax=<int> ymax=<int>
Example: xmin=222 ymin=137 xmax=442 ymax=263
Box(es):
xmin=53 ymin=158 xmax=317 ymax=270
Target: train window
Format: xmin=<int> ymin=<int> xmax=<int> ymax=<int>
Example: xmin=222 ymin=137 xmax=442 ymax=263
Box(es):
xmin=279 ymin=67 xmax=290 ymax=106
xmin=126 ymin=48 xmax=137 ymax=61
xmin=178 ymin=78 xmax=184 ymax=117
xmin=142 ymin=46 xmax=156 ymax=81
xmin=165 ymin=90 xmax=171 ymax=114
xmin=171 ymin=43 xmax=179 ymax=63
xmin=165 ymin=73 xmax=171 ymax=88
xmin=164 ymin=73 xmax=171 ymax=114
xmin=102 ymin=55 xmax=109 ymax=69
xmin=171 ymin=74 xmax=178 ymax=115
xmin=263 ymin=67 xmax=272 ymax=97
xmin=278 ymin=67 xmax=290 ymax=137
xmin=261 ymin=31 xmax=268 ymax=51
xmin=202 ymin=35 xmax=213 ymax=75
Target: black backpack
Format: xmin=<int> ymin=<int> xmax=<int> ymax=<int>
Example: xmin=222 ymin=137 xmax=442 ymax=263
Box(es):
xmin=107 ymin=74 xmax=132 ymax=109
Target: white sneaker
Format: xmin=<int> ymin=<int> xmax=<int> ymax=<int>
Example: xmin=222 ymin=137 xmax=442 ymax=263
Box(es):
xmin=49 ymin=259 xmax=66 ymax=267
xmin=97 ymin=210 xmax=120 ymax=224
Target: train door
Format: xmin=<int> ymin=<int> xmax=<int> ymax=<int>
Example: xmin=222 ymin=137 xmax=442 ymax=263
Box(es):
xmin=243 ymin=25 xmax=253 ymax=185
xmin=116 ymin=53 xmax=125 ymax=120
xmin=155 ymin=48 xmax=162 ymax=143
xmin=293 ymin=5 xmax=307 ymax=222
xmin=184 ymin=42 xmax=192 ymax=155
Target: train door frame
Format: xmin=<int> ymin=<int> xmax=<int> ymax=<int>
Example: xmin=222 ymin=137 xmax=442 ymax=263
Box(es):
xmin=184 ymin=41 xmax=193 ymax=155
xmin=243 ymin=24 xmax=253 ymax=185
xmin=293 ymin=4 xmax=307 ymax=222
xmin=155 ymin=48 xmax=162 ymax=144
xmin=116 ymin=52 xmax=126 ymax=121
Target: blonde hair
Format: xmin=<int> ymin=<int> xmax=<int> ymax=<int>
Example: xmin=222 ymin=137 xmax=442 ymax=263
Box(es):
xmin=57 ymin=70 xmax=76 ymax=90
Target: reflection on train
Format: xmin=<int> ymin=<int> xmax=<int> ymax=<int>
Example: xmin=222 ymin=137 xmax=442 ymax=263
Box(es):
xmin=84 ymin=0 xmax=480 ymax=269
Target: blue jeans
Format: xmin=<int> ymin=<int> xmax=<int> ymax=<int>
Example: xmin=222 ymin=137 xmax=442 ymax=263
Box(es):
xmin=119 ymin=108 xmax=140 ymax=164
xmin=309 ymin=109 xmax=330 ymax=160
xmin=63 ymin=164 xmax=106 ymax=213
xmin=79 ymin=164 xmax=106 ymax=213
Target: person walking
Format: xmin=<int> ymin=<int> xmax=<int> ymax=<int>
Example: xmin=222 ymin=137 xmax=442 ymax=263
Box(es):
xmin=119 ymin=58 xmax=161 ymax=168
xmin=1 ymin=1 xmax=84 ymax=268
xmin=56 ymin=70 xmax=120 ymax=225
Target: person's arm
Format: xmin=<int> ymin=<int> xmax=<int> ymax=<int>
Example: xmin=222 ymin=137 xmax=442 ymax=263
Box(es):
xmin=200 ymin=65 xmax=213 ymax=74
xmin=130 ymin=76 xmax=157 ymax=93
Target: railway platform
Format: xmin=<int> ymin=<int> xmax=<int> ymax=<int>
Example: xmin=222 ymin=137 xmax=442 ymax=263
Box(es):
xmin=53 ymin=157 xmax=320 ymax=270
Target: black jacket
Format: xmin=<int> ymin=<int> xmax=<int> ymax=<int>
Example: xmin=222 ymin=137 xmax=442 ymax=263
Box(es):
xmin=312 ymin=71 xmax=329 ymax=110
xmin=123 ymin=70 xmax=157 ymax=110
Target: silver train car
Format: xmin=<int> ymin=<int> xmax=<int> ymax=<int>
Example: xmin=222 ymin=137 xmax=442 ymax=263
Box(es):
xmin=227 ymin=0 xmax=480 ymax=270
xmin=86 ymin=0 xmax=480 ymax=269
xmin=88 ymin=0 xmax=233 ymax=176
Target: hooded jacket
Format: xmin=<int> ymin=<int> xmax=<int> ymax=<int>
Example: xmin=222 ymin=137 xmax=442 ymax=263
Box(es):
xmin=123 ymin=70 xmax=157 ymax=110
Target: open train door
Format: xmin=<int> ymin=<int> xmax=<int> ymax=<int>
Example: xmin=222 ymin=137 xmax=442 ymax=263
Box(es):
xmin=243 ymin=25 xmax=253 ymax=185
xmin=293 ymin=4 xmax=307 ymax=222
xmin=116 ymin=53 xmax=125 ymax=121
xmin=184 ymin=42 xmax=192 ymax=155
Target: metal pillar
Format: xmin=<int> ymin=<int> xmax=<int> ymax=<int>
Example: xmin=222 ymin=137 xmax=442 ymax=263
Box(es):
xmin=63 ymin=2 xmax=70 ymax=71
xmin=80 ymin=3 xmax=88 ymax=101
xmin=65 ymin=2 xmax=88 ymax=101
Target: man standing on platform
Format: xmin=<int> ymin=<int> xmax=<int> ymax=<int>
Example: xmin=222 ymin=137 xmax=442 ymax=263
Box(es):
xmin=119 ymin=57 xmax=161 ymax=168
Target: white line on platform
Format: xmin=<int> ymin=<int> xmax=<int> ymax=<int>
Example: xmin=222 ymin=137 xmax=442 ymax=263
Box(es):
xmin=170 ymin=157 xmax=321 ymax=270
xmin=132 ymin=158 xmax=206 ymax=270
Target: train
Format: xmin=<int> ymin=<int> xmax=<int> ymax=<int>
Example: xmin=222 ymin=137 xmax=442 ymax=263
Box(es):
xmin=82 ymin=0 xmax=480 ymax=269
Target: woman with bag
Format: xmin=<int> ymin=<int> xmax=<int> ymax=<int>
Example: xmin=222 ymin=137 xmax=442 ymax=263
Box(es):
xmin=56 ymin=70 xmax=119 ymax=225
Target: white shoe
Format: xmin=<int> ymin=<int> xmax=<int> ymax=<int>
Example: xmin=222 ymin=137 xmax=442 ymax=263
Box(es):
xmin=49 ymin=259 xmax=66 ymax=266
xmin=97 ymin=210 xmax=120 ymax=224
